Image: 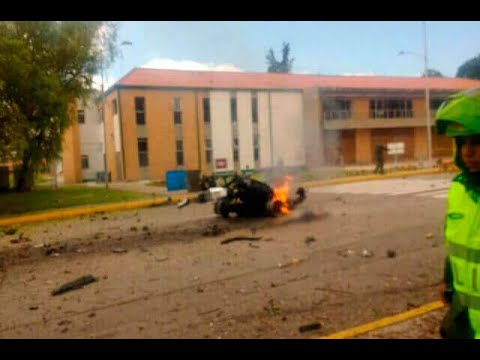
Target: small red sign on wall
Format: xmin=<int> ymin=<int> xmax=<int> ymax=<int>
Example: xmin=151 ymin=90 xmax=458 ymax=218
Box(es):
xmin=215 ymin=158 xmax=227 ymax=169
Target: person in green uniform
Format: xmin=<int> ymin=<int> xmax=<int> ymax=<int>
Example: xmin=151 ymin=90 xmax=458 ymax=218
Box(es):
xmin=435 ymin=87 xmax=480 ymax=339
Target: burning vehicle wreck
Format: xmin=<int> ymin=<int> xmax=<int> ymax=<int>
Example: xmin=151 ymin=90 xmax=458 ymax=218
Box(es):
xmin=213 ymin=174 xmax=306 ymax=218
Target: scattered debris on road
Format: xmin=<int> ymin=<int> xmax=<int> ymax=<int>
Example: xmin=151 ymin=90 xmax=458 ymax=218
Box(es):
xmin=278 ymin=258 xmax=303 ymax=269
xmin=5 ymin=228 xmax=17 ymax=235
xmin=263 ymin=299 xmax=281 ymax=316
xmin=298 ymin=322 xmax=321 ymax=333
xmin=337 ymin=249 xmax=355 ymax=257
xmin=305 ymin=236 xmax=316 ymax=245
xmin=361 ymin=249 xmax=374 ymax=258
xmin=406 ymin=302 xmax=418 ymax=309
xmin=202 ymin=224 xmax=227 ymax=237
xmin=29 ymin=305 xmax=39 ymax=311
xmin=386 ymin=249 xmax=397 ymax=258
xmin=9 ymin=233 xmax=31 ymax=244
xmin=425 ymin=233 xmax=434 ymax=239
xmin=51 ymin=275 xmax=98 ymax=296
xmin=220 ymin=236 xmax=262 ymax=245
xmin=150 ymin=250 xmax=168 ymax=262
xmin=112 ymin=247 xmax=128 ymax=254
xmin=198 ymin=308 xmax=220 ymax=316
xmin=177 ymin=198 xmax=190 ymax=209
xmin=248 ymin=243 xmax=260 ymax=249
xmin=44 ymin=244 xmax=67 ymax=256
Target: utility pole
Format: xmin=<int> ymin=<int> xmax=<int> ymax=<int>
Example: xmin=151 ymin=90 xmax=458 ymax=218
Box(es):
xmin=423 ymin=21 xmax=433 ymax=169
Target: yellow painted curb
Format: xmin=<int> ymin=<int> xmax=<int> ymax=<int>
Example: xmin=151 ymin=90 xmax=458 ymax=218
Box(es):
xmin=0 ymin=193 xmax=198 ymax=227
xmin=0 ymin=168 xmax=453 ymax=227
xmin=315 ymin=300 xmax=446 ymax=339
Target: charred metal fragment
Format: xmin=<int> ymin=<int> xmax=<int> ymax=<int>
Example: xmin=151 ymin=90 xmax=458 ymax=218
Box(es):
xmin=213 ymin=175 xmax=306 ymax=218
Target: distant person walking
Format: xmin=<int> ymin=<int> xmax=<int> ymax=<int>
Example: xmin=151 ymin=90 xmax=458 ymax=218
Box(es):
xmin=373 ymin=144 xmax=387 ymax=174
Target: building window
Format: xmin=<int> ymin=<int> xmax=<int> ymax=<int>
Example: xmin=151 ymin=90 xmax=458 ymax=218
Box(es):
xmin=253 ymin=134 xmax=260 ymax=162
xmin=230 ymin=95 xmax=237 ymax=123
xmin=176 ymin=140 xmax=184 ymax=166
xmin=174 ymin=111 xmax=182 ymax=124
xmin=233 ymin=138 xmax=239 ymax=162
xmin=173 ymin=97 xmax=182 ymax=124
xmin=77 ymin=109 xmax=85 ymax=124
xmin=251 ymin=93 xmax=258 ymax=123
xmin=323 ymin=98 xmax=351 ymax=120
xmin=369 ymin=99 xmax=413 ymax=119
xmin=205 ymin=139 xmax=212 ymax=164
xmin=203 ymin=98 xmax=210 ymax=123
xmin=137 ymin=138 xmax=149 ymax=167
xmin=112 ymin=99 xmax=118 ymax=115
xmin=135 ymin=97 xmax=145 ymax=125
xmin=81 ymin=155 xmax=89 ymax=169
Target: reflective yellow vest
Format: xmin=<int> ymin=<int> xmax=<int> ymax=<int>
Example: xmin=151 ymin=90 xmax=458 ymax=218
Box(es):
xmin=445 ymin=181 xmax=480 ymax=310
xmin=445 ymin=181 xmax=480 ymax=337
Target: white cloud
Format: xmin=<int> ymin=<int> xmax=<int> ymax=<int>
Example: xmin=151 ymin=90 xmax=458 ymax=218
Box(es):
xmin=141 ymin=58 xmax=244 ymax=72
xmin=92 ymin=74 xmax=115 ymax=92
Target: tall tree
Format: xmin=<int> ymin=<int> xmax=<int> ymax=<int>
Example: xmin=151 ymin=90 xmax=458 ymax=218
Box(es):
xmin=456 ymin=54 xmax=480 ymax=79
xmin=266 ymin=42 xmax=294 ymax=73
xmin=0 ymin=21 xmax=118 ymax=191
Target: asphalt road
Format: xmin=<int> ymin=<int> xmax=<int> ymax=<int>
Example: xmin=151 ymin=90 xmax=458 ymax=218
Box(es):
xmin=0 ymin=173 xmax=453 ymax=338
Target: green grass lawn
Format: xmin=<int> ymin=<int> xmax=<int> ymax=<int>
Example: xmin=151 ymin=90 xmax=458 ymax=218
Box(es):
xmin=0 ymin=185 xmax=150 ymax=218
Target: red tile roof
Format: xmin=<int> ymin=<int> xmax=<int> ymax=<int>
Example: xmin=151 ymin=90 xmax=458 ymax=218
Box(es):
xmin=116 ymin=68 xmax=480 ymax=92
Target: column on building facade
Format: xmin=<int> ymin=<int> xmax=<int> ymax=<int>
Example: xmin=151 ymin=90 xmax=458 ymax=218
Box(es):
xmin=414 ymin=126 xmax=428 ymax=161
xmin=303 ymin=88 xmax=323 ymax=167
xmin=355 ymin=128 xmax=372 ymax=164
xmin=237 ymin=91 xmax=255 ymax=170
xmin=270 ymin=91 xmax=306 ymax=167
xmin=210 ymin=91 xmax=234 ymax=172
xmin=257 ymin=91 xmax=272 ymax=168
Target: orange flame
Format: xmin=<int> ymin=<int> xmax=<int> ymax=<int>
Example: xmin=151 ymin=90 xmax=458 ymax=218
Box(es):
xmin=273 ymin=176 xmax=293 ymax=215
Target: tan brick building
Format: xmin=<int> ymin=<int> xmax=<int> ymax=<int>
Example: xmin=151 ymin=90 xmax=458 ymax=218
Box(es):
xmin=62 ymin=69 xmax=480 ymax=183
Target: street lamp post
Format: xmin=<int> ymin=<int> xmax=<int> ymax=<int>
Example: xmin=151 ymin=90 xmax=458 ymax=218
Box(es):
xmin=422 ymin=21 xmax=433 ymax=169
xmin=398 ymin=21 xmax=433 ymax=169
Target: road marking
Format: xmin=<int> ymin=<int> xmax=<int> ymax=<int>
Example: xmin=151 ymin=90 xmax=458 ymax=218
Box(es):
xmin=314 ymin=300 xmax=445 ymax=339
xmin=309 ymin=178 xmax=451 ymax=199
xmin=415 ymin=189 xmax=448 ymax=198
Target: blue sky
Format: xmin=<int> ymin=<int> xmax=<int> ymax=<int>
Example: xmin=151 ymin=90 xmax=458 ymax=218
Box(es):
xmin=101 ymin=21 xmax=480 ymax=88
